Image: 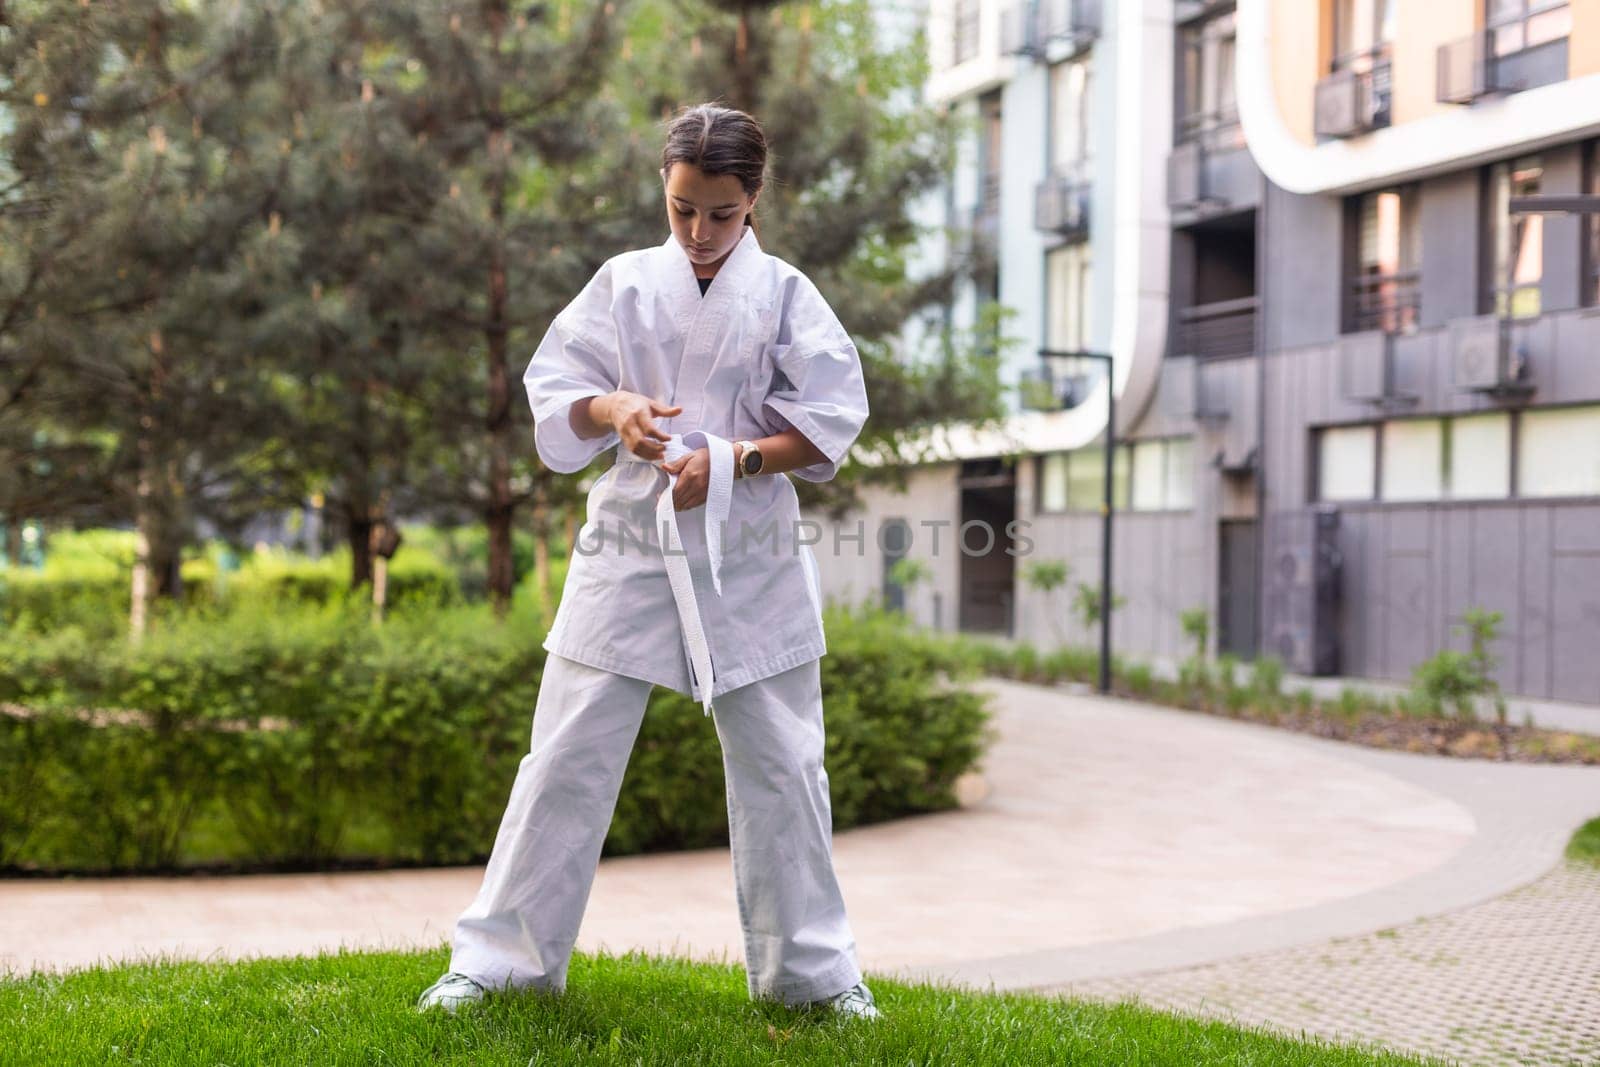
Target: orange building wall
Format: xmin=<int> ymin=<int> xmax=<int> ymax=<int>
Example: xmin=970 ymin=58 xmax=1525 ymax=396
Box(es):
xmin=1571 ymin=0 xmax=1600 ymax=77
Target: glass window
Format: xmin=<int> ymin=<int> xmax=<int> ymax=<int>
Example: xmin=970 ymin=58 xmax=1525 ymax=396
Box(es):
xmin=1177 ymin=10 xmax=1241 ymax=149
xmin=1065 ymin=447 xmax=1101 ymax=510
xmin=1165 ymin=438 xmax=1196 ymax=510
xmin=1486 ymin=0 xmax=1571 ymax=57
xmin=1489 ymin=155 xmax=1544 ymax=319
xmin=953 ymin=0 xmax=981 ymax=65
xmin=1448 ymin=413 xmax=1512 ymax=499
xmin=1046 ymin=243 xmax=1092 ymax=352
xmin=1519 ymin=405 xmax=1600 ymax=497
xmin=1050 ymin=58 xmax=1092 ymax=174
xmin=1319 ymin=425 xmax=1378 ymax=501
xmin=1381 ymin=419 xmax=1445 ymax=501
xmin=1334 ymin=0 xmax=1397 ymax=66
xmin=1131 ymin=442 xmax=1166 ymax=511
xmin=1352 ymin=187 xmax=1421 ymax=334
xmin=1040 ymin=453 xmax=1070 ymax=513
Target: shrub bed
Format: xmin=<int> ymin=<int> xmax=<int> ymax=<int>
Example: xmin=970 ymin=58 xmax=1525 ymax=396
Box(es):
xmin=0 ymin=603 xmax=990 ymax=875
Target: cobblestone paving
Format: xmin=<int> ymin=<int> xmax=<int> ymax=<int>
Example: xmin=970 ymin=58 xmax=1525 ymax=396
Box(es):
xmin=1055 ymin=860 xmax=1600 ymax=1067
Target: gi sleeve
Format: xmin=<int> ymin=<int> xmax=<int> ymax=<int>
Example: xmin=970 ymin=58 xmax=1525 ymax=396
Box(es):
xmin=760 ymin=277 xmax=871 ymax=483
xmin=523 ymin=259 xmax=622 ymax=474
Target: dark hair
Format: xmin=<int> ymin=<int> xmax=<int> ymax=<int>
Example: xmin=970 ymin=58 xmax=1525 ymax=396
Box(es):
xmin=660 ymin=103 xmax=767 ymax=231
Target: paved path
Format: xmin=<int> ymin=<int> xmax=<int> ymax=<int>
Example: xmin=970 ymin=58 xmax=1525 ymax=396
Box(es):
xmin=3 ymin=679 xmax=1597 ymax=1067
xmin=1054 ymin=859 xmax=1600 ymax=1067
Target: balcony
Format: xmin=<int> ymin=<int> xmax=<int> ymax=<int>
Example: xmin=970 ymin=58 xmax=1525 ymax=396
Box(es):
xmin=1172 ymin=297 xmax=1257 ymax=361
xmin=1314 ymin=50 xmax=1392 ymax=139
xmin=1349 ymin=270 xmax=1420 ymax=335
xmin=1001 ymin=0 xmax=1100 ymax=59
xmin=1033 ymin=170 xmax=1089 ymax=236
xmin=1437 ymin=26 xmax=1569 ymax=104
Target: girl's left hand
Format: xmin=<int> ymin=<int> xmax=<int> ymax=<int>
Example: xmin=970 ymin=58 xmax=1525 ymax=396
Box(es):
xmin=660 ymin=448 xmax=709 ymax=511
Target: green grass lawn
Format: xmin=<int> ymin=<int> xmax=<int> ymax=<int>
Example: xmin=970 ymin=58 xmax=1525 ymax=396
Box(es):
xmin=1568 ymin=815 xmax=1600 ymax=867
xmin=0 ymin=947 xmax=1447 ymax=1066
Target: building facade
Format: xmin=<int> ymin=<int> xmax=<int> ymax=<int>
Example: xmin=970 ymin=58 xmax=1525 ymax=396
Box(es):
xmin=807 ymin=0 xmax=1600 ymax=704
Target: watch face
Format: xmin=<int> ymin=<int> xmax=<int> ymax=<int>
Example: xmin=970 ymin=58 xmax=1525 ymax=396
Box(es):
xmin=744 ymin=448 xmax=763 ymax=475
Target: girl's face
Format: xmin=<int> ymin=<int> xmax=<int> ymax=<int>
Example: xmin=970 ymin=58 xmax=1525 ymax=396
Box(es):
xmin=662 ymin=162 xmax=758 ymax=273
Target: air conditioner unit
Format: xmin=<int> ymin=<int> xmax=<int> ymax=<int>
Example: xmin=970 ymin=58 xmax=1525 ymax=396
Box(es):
xmin=1262 ymin=509 xmax=1342 ymax=676
xmin=1316 ymin=71 xmax=1357 ymax=136
xmin=1449 ymin=314 xmax=1532 ymax=395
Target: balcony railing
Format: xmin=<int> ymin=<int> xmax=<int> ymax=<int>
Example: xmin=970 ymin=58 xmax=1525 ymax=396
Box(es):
xmin=1034 ymin=169 xmax=1090 ymax=235
xmin=1173 ymin=296 xmax=1258 ymax=360
xmin=1350 ymin=271 xmax=1420 ymax=335
xmin=1314 ymin=50 xmax=1392 ymax=139
xmin=1437 ymin=26 xmax=1569 ymax=104
xmin=1175 ymin=106 xmax=1245 ymax=153
xmin=1001 ymin=0 xmax=1100 ymax=58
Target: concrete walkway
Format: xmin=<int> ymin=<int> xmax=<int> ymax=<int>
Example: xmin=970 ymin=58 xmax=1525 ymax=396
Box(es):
xmin=3 ymin=678 xmax=1597 ymax=1066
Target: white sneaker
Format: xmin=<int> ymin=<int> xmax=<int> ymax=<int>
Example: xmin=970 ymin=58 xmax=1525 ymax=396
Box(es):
xmin=819 ymin=980 xmax=882 ymax=1020
xmin=416 ymin=971 xmax=486 ymax=1013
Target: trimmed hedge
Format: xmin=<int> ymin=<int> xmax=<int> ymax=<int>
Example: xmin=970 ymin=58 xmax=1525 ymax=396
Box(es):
xmin=0 ymin=602 xmax=991 ymax=875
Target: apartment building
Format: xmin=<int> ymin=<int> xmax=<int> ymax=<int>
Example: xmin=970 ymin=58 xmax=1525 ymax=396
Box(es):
xmin=807 ymin=0 xmax=1600 ymax=704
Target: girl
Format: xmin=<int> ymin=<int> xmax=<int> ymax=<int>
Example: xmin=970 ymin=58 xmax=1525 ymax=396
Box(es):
xmin=417 ymin=103 xmax=879 ymax=1021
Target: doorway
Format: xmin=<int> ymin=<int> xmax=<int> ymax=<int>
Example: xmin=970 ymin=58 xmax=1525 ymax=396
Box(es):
xmin=1218 ymin=519 xmax=1259 ymax=659
xmin=958 ymin=459 xmax=1017 ymax=635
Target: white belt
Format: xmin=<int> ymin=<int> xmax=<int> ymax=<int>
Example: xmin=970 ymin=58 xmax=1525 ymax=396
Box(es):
xmin=617 ymin=431 xmax=735 ymax=716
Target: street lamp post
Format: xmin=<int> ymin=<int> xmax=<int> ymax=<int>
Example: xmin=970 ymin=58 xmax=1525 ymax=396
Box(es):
xmin=1036 ymin=348 xmax=1115 ymax=694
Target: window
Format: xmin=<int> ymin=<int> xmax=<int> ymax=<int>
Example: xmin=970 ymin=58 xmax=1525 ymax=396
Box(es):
xmin=1318 ymin=424 xmax=1378 ymax=501
xmin=1323 ymin=415 xmax=1514 ymax=503
xmin=1380 ymin=419 xmax=1443 ymax=501
xmin=1375 ymin=414 xmax=1513 ymax=502
xmin=1046 ymin=242 xmax=1092 ymax=352
xmin=1039 ymin=453 xmax=1070 ymax=512
xmin=1129 ymin=438 xmax=1195 ymax=512
xmin=1049 ymin=58 xmax=1092 ymax=175
xmin=1485 ymin=0 xmax=1571 ymax=58
xmin=1177 ymin=10 xmax=1242 ymax=150
xmin=1519 ymin=405 xmax=1600 ymax=497
xmin=953 ymin=0 xmax=980 ymax=65
xmin=1488 ymin=155 xmax=1544 ymax=319
xmin=1450 ymin=414 xmax=1513 ymax=499
xmin=1037 ymin=444 xmax=1137 ymax=512
xmin=1350 ymin=186 xmax=1420 ymax=334
xmin=1333 ymin=0 xmax=1396 ymax=67
xmin=978 ymin=92 xmax=1003 ymax=219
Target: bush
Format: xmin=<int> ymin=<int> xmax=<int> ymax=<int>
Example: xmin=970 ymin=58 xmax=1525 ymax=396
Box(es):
xmin=0 ymin=602 xmax=991 ymax=874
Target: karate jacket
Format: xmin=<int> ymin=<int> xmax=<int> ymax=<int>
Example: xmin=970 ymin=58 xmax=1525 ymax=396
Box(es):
xmin=523 ymin=226 xmax=871 ymax=710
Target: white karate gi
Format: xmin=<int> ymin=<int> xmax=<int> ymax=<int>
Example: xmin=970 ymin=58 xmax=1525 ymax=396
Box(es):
xmin=448 ymin=226 xmax=872 ymax=1006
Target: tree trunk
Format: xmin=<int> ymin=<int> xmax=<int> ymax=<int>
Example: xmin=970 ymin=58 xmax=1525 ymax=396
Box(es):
xmin=483 ymin=29 xmax=516 ymax=619
xmin=130 ymin=332 xmax=183 ymax=639
xmin=347 ymin=509 xmax=374 ymax=589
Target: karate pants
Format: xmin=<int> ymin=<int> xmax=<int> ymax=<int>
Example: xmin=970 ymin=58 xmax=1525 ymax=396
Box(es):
xmin=448 ymin=652 xmax=864 ymax=1006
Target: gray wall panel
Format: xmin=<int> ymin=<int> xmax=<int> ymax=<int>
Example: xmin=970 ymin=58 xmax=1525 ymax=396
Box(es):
xmin=1262 ymin=185 xmax=1343 ymax=351
xmin=1551 ymin=555 xmax=1600 ymax=703
xmin=1467 ymin=508 xmax=1525 ymax=692
xmin=1419 ymin=170 xmax=1481 ymax=328
xmin=1520 ymin=507 xmax=1553 ymax=698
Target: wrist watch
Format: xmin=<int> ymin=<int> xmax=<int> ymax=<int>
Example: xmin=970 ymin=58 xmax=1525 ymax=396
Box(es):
xmin=735 ymin=439 xmax=763 ymax=479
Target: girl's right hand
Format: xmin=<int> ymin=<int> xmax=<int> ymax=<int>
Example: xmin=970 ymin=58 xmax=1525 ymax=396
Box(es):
xmin=606 ymin=390 xmax=682 ymax=462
